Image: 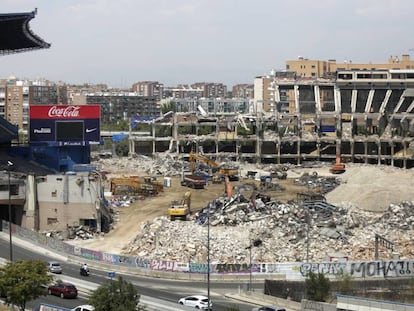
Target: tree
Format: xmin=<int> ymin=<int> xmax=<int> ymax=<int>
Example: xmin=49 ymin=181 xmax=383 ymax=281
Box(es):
xmin=115 ymin=138 xmax=129 ymax=156
xmin=305 ymin=271 xmax=331 ymax=302
xmin=161 ymin=101 xmax=177 ymax=114
xmin=0 ymin=259 xmax=53 ymax=311
xmin=335 ymin=270 xmax=353 ymax=295
xmin=88 ymin=276 xmax=146 ymax=311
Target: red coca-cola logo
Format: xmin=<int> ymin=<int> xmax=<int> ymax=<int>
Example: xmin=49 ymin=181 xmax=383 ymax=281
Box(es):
xmin=48 ymin=106 xmax=81 ymax=118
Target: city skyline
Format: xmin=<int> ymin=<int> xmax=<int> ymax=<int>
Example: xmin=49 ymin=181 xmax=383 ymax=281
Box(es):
xmin=1 ymin=0 xmax=413 ymax=88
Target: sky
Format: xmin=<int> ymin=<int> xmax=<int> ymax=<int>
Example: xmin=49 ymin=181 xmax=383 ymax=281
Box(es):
xmin=1 ymin=0 xmax=414 ymax=88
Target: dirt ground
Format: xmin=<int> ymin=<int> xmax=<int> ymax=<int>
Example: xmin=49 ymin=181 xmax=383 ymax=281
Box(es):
xmin=69 ymin=176 xmax=309 ymax=253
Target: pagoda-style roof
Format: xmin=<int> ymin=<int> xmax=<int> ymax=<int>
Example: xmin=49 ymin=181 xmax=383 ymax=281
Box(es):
xmin=0 ymin=9 xmax=51 ymax=55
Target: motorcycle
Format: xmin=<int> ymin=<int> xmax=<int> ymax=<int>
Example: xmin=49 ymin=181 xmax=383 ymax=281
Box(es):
xmin=80 ymin=267 xmax=90 ymax=276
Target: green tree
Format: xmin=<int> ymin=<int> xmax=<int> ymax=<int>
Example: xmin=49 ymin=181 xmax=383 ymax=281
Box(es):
xmin=305 ymin=271 xmax=331 ymax=302
xmin=161 ymin=101 xmax=177 ymax=114
xmin=335 ymin=270 xmax=353 ymax=295
xmin=0 ymin=259 xmax=53 ymax=311
xmin=88 ymin=276 xmax=145 ymax=311
xmin=115 ymin=138 xmax=129 ymax=157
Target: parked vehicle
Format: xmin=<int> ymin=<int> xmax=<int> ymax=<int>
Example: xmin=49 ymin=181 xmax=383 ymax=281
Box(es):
xmin=47 ymin=261 xmax=63 ymax=274
xmin=180 ymin=171 xmax=206 ymax=189
xmin=251 ymin=306 xmax=286 ymax=311
xmin=178 ymin=295 xmax=212 ymax=310
xmin=47 ymin=282 xmax=78 ymax=299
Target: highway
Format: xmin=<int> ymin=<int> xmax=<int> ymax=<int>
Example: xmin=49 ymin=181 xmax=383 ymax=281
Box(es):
xmin=0 ymin=236 xmax=263 ymax=311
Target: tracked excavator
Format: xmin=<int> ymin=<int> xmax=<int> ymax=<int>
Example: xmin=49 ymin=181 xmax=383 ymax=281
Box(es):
xmin=189 ymin=151 xmax=239 ymax=181
xmin=168 ymin=191 xmax=192 ymax=221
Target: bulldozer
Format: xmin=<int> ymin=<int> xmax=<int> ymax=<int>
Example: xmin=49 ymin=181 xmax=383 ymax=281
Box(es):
xmin=168 ymin=191 xmax=192 ymax=221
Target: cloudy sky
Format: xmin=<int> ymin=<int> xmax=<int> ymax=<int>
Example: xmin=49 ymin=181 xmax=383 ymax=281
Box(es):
xmin=1 ymin=0 xmax=413 ymax=88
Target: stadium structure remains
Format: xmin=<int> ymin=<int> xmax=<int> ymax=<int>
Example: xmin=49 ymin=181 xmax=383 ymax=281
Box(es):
xmin=128 ymin=69 xmax=414 ymax=168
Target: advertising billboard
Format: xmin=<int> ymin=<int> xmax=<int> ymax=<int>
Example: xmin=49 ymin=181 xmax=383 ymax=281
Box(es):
xmin=29 ymin=105 xmax=101 ymax=145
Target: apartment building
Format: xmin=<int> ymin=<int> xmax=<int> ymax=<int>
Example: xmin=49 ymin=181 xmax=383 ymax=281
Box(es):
xmin=172 ymin=97 xmax=250 ymax=114
xmin=132 ymin=81 xmax=164 ymax=99
xmin=286 ymin=54 xmax=414 ymax=78
xmin=232 ymin=84 xmax=254 ymax=99
xmin=75 ymin=92 xmax=160 ymax=123
xmin=191 ymin=82 xmax=228 ymax=98
xmin=163 ymin=84 xmax=204 ymax=99
xmin=0 ymin=78 xmax=68 ymax=131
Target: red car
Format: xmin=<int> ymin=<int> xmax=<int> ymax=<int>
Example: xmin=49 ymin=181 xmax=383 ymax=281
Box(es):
xmin=47 ymin=282 xmax=78 ymax=299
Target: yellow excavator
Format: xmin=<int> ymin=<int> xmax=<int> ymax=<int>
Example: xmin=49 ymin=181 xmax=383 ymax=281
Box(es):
xmin=189 ymin=151 xmax=239 ymax=181
xmin=168 ymin=191 xmax=192 ymax=221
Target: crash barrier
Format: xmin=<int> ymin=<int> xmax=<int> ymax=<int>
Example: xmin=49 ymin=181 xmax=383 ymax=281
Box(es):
xmin=2 ymin=221 xmax=414 ymax=280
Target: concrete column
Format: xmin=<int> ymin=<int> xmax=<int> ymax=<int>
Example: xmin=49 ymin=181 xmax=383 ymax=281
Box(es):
xmin=364 ymin=141 xmax=368 ymax=164
xmin=276 ymin=140 xmax=281 ymax=164
xmin=391 ymin=142 xmax=395 ymax=166
xmin=317 ymin=141 xmax=321 ymax=161
xmin=351 ymin=141 xmax=355 ymax=163
xmin=256 ymin=141 xmax=261 ymax=164
xmin=404 ymin=142 xmax=407 ymax=168
xmin=377 ymin=140 xmax=381 ymax=165
xmin=21 ymin=174 xmax=37 ymax=230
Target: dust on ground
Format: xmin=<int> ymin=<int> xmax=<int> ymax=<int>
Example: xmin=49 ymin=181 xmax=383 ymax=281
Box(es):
xmin=68 ymin=163 xmax=414 ymax=255
xmin=68 ymin=176 xmax=308 ymax=253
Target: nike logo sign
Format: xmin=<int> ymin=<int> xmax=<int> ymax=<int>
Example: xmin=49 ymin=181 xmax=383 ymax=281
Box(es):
xmin=86 ymin=128 xmax=97 ymax=133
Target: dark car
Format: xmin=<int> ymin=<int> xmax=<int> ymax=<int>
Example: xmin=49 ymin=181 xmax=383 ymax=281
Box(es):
xmin=47 ymin=282 xmax=78 ymax=299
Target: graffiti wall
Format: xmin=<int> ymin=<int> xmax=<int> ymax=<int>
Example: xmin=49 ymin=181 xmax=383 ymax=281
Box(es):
xmin=4 ymin=221 xmax=414 ymax=280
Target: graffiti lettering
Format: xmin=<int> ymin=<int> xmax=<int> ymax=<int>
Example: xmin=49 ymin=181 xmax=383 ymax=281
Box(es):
xmin=300 ymin=262 xmax=347 ymax=276
xmin=189 ymin=263 xmax=208 ymax=274
xmin=351 ymin=261 xmax=414 ymax=278
xmin=215 ymin=263 xmax=251 ymax=274
xmin=136 ymin=257 xmax=151 ymax=269
xmin=151 ymin=259 xmax=175 ymax=271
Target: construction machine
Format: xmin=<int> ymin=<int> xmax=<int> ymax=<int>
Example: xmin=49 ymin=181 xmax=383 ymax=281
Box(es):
xmin=168 ymin=191 xmax=192 ymax=221
xmin=330 ymin=153 xmax=346 ymax=174
xmin=110 ymin=176 xmax=164 ymax=196
xmin=189 ymin=151 xmax=239 ymax=181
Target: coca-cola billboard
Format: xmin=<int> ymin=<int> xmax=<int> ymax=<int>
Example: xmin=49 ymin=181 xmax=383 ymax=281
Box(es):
xmin=29 ymin=105 xmax=101 ymax=144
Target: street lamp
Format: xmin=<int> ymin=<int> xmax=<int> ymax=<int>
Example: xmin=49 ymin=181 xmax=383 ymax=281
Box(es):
xmin=206 ymin=201 xmax=214 ymax=310
xmin=207 ymin=203 xmax=210 ymax=307
xmin=7 ymin=160 xmax=13 ymax=262
xmin=246 ymin=238 xmax=262 ymax=291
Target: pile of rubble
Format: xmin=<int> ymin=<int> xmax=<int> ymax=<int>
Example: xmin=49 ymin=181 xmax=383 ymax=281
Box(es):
xmin=123 ymin=188 xmax=414 ymax=263
xmin=93 ymin=154 xmax=414 ymax=263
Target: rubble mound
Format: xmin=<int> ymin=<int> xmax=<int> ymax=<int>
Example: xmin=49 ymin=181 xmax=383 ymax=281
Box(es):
xmin=122 ymin=199 xmax=414 ymax=262
xmin=93 ymin=155 xmax=414 ymax=263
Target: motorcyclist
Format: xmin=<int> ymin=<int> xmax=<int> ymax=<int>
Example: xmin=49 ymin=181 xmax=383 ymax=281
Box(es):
xmin=81 ymin=263 xmax=89 ymax=273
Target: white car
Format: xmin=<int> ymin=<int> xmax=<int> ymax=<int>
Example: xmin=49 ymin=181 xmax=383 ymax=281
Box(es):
xmin=47 ymin=261 xmax=62 ymax=274
xmin=71 ymin=305 xmax=95 ymax=311
xmin=178 ymin=295 xmax=212 ymax=310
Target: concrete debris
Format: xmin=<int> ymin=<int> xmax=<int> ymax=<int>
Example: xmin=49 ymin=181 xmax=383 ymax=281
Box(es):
xmin=92 ymin=154 xmax=414 ymax=262
xmin=122 ymin=192 xmax=414 ymax=263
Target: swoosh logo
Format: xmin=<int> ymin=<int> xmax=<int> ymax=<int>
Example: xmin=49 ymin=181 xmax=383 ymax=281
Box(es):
xmin=86 ymin=128 xmax=97 ymax=133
